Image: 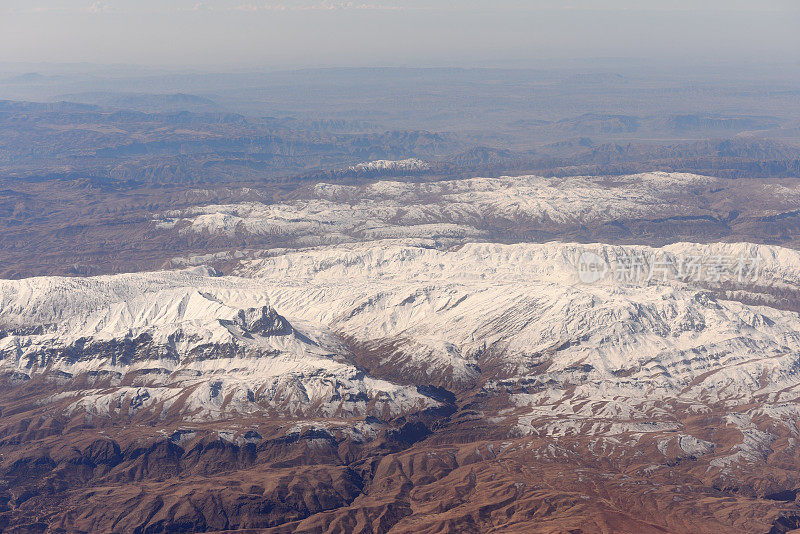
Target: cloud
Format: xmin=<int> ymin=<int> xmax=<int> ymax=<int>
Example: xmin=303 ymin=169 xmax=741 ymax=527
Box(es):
xmin=9 ymin=0 xmax=800 ymax=16
xmin=88 ymin=1 xmax=109 ymax=13
xmin=6 ymin=0 xmax=403 ymax=15
xmin=233 ymin=0 xmax=403 ymax=11
xmin=185 ymin=1 xmax=404 ymax=12
xmin=7 ymin=1 xmax=113 ymax=14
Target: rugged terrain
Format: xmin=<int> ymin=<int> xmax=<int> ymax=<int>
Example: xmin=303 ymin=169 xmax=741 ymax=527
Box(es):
xmin=2 ymin=67 xmax=800 ymax=531
xmin=8 ymin=170 xmax=800 ymax=279
xmin=4 ymin=228 xmax=800 ymax=532
xmin=2 ymin=64 xmax=800 ymax=281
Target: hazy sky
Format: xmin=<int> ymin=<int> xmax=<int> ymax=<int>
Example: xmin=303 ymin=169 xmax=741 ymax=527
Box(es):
xmin=2 ymin=0 xmax=799 ymax=68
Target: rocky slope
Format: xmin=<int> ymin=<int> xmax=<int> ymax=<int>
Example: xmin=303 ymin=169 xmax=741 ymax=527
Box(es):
xmin=3 ymin=240 xmax=800 ymax=531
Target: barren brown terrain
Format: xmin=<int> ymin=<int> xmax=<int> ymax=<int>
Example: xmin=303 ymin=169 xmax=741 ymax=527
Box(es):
xmin=2 ymin=64 xmax=800 ymax=534
xmin=3 ymin=376 xmax=800 ymax=533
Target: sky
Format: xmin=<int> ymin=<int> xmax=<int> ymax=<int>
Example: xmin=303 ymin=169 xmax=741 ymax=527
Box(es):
xmin=1 ymin=0 xmax=799 ymax=68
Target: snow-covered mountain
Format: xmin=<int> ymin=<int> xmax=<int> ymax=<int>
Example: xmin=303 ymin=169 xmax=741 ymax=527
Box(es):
xmin=4 ymin=239 xmax=800 ymax=454
xmin=5 ymin=237 xmax=800 ymax=532
xmin=156 ymin=172 xmax=721 ymax=244
xmin=348 ymin=158 xmax=430 ymax=173
xmin=0 ymin=265 xmax=437 ymax=421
